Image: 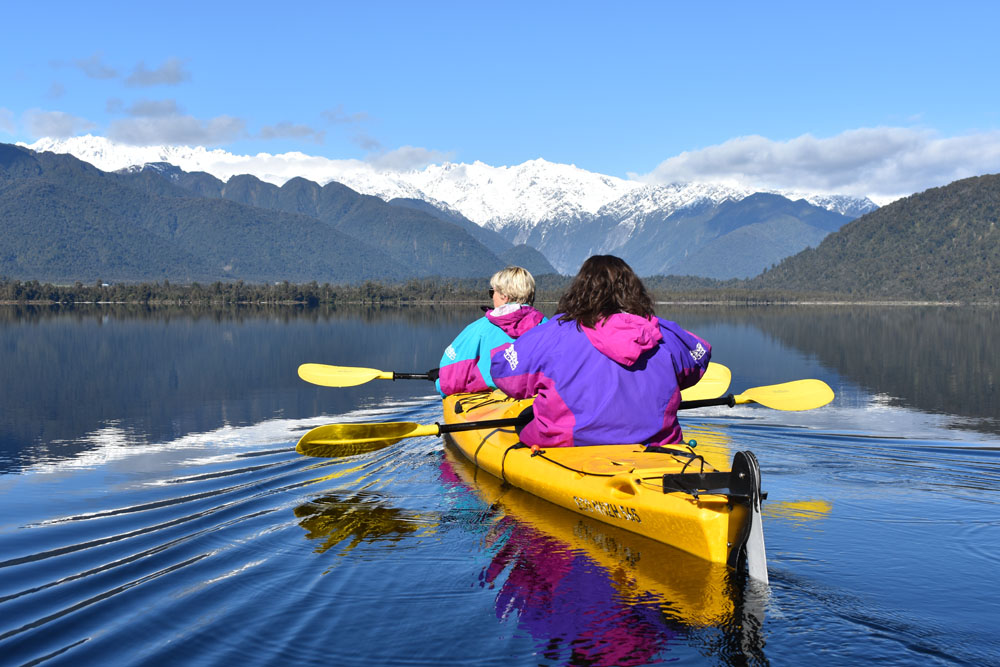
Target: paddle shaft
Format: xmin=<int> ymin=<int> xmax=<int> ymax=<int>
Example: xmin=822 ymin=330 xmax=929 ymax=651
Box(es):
xmin=678 ymin=395 xmax=737 ymax=410
xmin=297 ymin=378 xmax=833 ymax=453
xmin=442 ymin=388 xmax=821 ymax=436
xmin=444 ymin=395 xmax=735 ymax=435
xmin=438 ymin=416 xmax=527 ymax=434
xmin=392 ymin=372 xmax=435 ymax=381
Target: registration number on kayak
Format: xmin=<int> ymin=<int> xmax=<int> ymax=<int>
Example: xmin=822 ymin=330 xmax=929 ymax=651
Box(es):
xmin=573 ymin=496 xmax=641 ymax=523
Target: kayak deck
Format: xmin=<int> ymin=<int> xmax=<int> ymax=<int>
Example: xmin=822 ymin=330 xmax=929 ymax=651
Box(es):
xmin=442 ymin=391 xmax=765 ymax=574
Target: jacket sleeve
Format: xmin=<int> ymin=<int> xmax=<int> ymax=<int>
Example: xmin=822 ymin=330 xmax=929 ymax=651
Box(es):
xmin=438 ymin=319 xmax=491 ymax=395
xmin=659 ymin=319 xmax=712 ymax=390
xmin=490 ymin=325 xmax=548 ymax=399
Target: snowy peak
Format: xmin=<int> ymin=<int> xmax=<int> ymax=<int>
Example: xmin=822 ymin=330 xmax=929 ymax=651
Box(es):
xmin=395 ymin=158 xmax=643 ymax=228
xmin=599 ymin=182 xmax=752 ymax=222
xmin=798 ymin=193 xmax=878 ymax=217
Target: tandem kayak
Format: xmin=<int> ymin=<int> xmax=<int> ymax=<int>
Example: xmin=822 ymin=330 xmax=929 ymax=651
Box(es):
xmin=442 ymin=391 xmax=768 ymax=582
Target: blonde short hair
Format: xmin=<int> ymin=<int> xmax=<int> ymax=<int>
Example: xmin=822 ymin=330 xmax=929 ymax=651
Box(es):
xmin=490 ymin=266 xmax=535 ymax=305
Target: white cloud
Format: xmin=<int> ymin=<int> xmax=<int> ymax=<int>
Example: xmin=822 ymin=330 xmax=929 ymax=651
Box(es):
xmin=46 ymin=82 xmax=66 ymax=100
xmin=125 ymin=99 xmax=183 ymax=117
xmin=125 ymin=57 xmax=191 ymax=87
xmin=352 ymin=131 xmax=382 ymax=152
xmin=108 ymin=114 xmax=245 ymax=146
xmin=0 ymin=108 xmax=15 ymax=134
xmin=366 ymin=145 xmax=454 ymax=171
xmin=74 ymin=52 xmax=119 ymax=80
xmin=322 ymin=105 xmax=370 ymax=125
xmin=320 ymin=105 xmax=381 ymax=151
xmin=23 ymin=109 xmax=96 ymax=138
xmin=634 ymin=127 xmax=1000 ymax=205
xmin=258 ymin=121 xmax=325 ymax=144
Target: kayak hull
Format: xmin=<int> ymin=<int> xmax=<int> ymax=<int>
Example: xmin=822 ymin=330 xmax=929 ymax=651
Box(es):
xmin=442 ymin=391 xmax=764 ymax=573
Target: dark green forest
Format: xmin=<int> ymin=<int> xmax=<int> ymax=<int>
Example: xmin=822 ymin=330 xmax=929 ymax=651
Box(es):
xmin=749 ymin=174 xmax=1000 ymax=301
xmin=0 ymin=275 xmax=861 ymax=306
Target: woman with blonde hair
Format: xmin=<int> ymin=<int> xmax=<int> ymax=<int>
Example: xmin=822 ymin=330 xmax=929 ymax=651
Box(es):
xmin=436 ymin=266 xmax=546 ymax=395
xmin=490 ymin=255 xmax=711 ymax=448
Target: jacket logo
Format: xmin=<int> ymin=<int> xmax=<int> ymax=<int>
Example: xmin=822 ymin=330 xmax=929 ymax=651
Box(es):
xmin=689 ymin=343 xmax=706 ymax=361
xmin=504 ymin=345 xmax=518 ymax=370
xmin=445 ymin=345 xmax=457 ymax=361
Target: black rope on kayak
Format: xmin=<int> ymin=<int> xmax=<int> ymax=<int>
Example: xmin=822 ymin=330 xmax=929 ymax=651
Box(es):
xmin=644 ymin=444 xmax=698 ymax=458
xmin=456 ymin=392 xmax=511 ymax=414
xmin=521 ymin=440 xmax=713 ymax=481
xmin=473 ymin=427 xmax=517 ymax=467
xmin=529 ymin=452 xmax=618 ymax=477
xmin=679 ymin=451 xmax=709 ymax=475
xmin=501 ymin=442 xmax=528 ymax=482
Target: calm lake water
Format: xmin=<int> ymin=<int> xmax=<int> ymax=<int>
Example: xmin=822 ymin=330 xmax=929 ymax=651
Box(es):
xmin=1 ymin=303 xmax=997 ymax=666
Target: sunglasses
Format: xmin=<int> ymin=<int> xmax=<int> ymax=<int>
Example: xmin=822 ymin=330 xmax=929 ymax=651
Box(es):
xmin=489 ymin=288 xmax=495 ymax=298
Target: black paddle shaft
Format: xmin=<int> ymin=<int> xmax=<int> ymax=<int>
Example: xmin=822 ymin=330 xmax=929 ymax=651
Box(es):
xmin=437 ymin=394 xmax=736 ymax=437
xmin=438 ymin=415 xmax=528 ymax=434
xmin=392 ymin=368 xmax=439 ymax=381
xmin=678 ymin=394 xmax=736 ymax=410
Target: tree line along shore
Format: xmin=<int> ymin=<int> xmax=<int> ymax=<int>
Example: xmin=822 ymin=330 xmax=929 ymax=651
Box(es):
xmin=0 ymin=277 xmax=980 ymax=307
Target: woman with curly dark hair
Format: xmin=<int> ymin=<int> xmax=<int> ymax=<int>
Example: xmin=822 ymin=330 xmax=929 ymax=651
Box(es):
xmin=490 ymin=255 xmax=711 ymax=448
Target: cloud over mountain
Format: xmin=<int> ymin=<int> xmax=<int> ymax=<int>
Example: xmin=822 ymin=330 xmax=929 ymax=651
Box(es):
xmin=24 ymin=110 xmax=96 ymax=138
xmin=368 ymin=146 xmax=454 ymax=171
xmin=637 ymin=127 xmax=1000 ymax=205
xmin=108 ymin=115 xmax=246 ymax=146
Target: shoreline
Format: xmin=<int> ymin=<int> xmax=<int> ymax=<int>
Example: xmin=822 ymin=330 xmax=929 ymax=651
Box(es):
xmin=0 ymin=299 xmax=987 ymax=307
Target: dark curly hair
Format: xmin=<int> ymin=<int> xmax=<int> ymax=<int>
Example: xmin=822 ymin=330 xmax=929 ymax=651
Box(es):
xmin=557 ymin=255 xmax=655 ymax=329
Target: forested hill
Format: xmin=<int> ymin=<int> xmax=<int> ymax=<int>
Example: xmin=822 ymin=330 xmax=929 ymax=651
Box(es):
xmin=385 ymin=197 xmax=556 ymax=274
xmin=747 ymin=174 xmax=1000 ymax=301
xmin=118 ymin=164 xmax=554 ymax=276
xmin=0 ymin=144 xmax=531 ymax=284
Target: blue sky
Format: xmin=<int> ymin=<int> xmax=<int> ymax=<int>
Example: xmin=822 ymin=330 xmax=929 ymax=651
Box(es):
xmin=2 ymin=1 xmax=1000 ymax=202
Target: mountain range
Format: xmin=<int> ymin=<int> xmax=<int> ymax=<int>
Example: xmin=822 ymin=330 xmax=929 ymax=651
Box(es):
xmin=0 ymin=144 xmax=555 ymax=283
xmin=3 ymin=139 xmax=997 ymax=301
xmin=21 ymin=136 xmax=878 ymax=279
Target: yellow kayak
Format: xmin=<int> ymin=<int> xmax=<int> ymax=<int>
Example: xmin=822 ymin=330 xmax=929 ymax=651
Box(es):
xmin=442 ymin=391 xmax=768 ymax=582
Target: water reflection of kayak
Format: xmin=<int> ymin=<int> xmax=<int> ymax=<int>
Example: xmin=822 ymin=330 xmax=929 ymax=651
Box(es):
xmin=442 ymin=391 xmax=768 ymax=581
xmin=440 ymin=446 xmax=743 ymax=627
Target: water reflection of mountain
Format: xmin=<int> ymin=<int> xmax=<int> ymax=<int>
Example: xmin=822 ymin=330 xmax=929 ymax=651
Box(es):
xmin=679 ymin=306 xmax=998 ymax=434
xmin=4 ymin=303 xmax=995 ymax=474
xmin=0 ymin=305 xmax=483 ymax=472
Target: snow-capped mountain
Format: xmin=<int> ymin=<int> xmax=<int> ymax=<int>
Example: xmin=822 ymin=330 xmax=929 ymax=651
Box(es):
xmin=20 ymin=135 xmax=879 ymax=277
xmin=22 ymin=135 xmax=876 ymax=229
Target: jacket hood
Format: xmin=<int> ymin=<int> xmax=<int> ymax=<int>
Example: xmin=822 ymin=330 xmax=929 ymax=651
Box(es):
xmin=486 ymin=305 xmax=546 ymax=338
xmin=581 ymin=313 xmax=662 ymax=366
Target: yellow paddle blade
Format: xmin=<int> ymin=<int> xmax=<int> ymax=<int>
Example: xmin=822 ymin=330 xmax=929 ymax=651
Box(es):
xmin=680 ymin=363 xmax=731 ymax=401
xmin=296 ymin=421 xmax=441 ymax=457
xmin=297 ymin=439 xmax=404 ymax=459
xmin=734 ymin=379 xmax=835 ymax=411
xmin=298 ymin=363 xmax=394 ymax=388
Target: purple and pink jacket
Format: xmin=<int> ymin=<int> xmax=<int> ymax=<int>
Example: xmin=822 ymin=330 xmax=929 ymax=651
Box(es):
xmin=436 ymin=305 xmax=547 ymax=395
xmin=489 ymin=313 xmax=710 ymax=447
